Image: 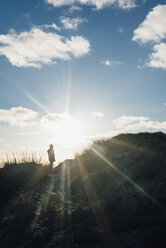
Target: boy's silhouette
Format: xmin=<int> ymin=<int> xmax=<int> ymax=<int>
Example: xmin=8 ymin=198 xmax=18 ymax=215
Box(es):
xmin=47 ymin=144 xmax=55 ymax=175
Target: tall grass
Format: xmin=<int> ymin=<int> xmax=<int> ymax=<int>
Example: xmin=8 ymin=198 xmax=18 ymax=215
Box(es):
xmin=3 ymin=152 xmax=44 ymax=167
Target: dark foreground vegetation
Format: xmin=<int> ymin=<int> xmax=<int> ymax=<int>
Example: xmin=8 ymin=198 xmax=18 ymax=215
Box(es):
xmin=1 ymin=132 xmax=166 ymax=248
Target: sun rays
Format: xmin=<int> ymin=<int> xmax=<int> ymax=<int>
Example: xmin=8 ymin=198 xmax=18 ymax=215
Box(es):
xmin=29 ymin=133 xmax=166 ymax=242
xmin=90 ymin=143 xmax=166 ymax=212
xmin=31 ymin=175 xmax=55 ymax=229
xmin=31 ymin=160 xmax=72 ymax=231
xmin=20 ymin=85 xmax=85 ymax=162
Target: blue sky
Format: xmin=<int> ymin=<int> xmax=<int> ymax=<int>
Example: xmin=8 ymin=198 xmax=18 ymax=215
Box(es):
xmin=0 ymin=0 xmax=166 ymax=163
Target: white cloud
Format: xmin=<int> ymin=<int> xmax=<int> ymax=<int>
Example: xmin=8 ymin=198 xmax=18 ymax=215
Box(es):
xmin=0 ymin=107 xmax=38 ymax=127
xmin=147 ymin=42 xmax=166 ymax=69
xmin=43 ymin=23 xmax=60 ymax=31
xmin=137 ymin=58 xmax=145 ymax=69
xmin=101 ymin=60 xmax=122 ymax=66
xmin=46 ymin=0 xmax=137 ymax=10
xmin=60 ymin=17 xmax=87 ymax=30
xmin=113 ymin=115 xmax=166 ymax=131
xmin=118 ymin=0 xmax=136 ymax=9
xmin=133 ymin=5 xmax=166 ymax=44
xmin=41 ymin=112 xmax=82 ymax=141
xmin=118 ymin=27 xmax=123 ymax=33
xmin=22 ymin=12 xmax=30 ymax=18
xmin=41 ymin=112 xmax=81 ymax=128
xmin=41 ymin=112 xmax=81 ymax=129
xmin=125 ymin=120 xmax=166 ymax=131
xmin=102 ymin=60 xmax=111 ymax=66
xmin=0 ymin=27 xmax=90 ymax=68
xmin=113 ymin=115 xmax=149 ymax=128
xmin=41 ymin=112 xmax=70 ymax=126
xmin=91 ymin=111 xmax=104 ymax=117
xmin=18 ymin=131 xmax=39 ymax=136
xmin=133 ymin=5 xmax=166 ymax=70
xmin=68 ymin=5 xmax=82 ymax=13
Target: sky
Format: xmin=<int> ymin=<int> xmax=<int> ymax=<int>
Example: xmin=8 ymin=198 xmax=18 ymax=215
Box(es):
xmin=0 ymin=0 xmax=166 ymax=164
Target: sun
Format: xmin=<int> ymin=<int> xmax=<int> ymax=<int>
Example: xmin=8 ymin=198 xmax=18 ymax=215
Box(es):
xmin=55 ymin=118 xmax=82 ymax=143
xmin=45 ymin=113 xmax=83 ymax=148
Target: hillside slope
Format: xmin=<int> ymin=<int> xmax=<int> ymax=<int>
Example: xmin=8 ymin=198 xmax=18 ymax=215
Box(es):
xmin=0 ymin=132 xmax=166 ymax=248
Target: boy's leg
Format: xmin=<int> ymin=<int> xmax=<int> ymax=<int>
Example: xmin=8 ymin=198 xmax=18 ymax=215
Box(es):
xmin=49 ymin=162 xmax=53 ymax=175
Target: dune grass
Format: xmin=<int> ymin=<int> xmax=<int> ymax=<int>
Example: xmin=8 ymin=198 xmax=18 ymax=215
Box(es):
xmin=0 ymin=132 xmax=166 ymax=247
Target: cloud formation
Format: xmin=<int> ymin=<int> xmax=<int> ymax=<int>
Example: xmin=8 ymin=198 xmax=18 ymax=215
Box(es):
xmin=0 ymin=27 xmax=90 ymax=68
xmin=60 ymin=17 xmax=86 ymax=30
xmin=118 ymin=27 xmax=123 ymax=33
xmin=41 ymin=112 xmax=81 ymax=140
xmin=46 ymin=0 xmax=137 ymax=10
xmin=133 ymin=5 xmax=166 ymax=69
xmin=101 ymin=60 xmax=122 ymax=66
xmin=0 ymin=107 xmax=38 ymax=127
xmin=41 ymin=112 xmax=70 ymax=127
xmin=91 ymin=111 xmax=104 ymax=117
xmin=41 ymin=112 xmax=81 ymax=129
xmin=18 ymin=131 xmax=39 ymax=136
xmin=133 ymin=5 xmax=166 ymax=44
xmin=113 ymin=115 xmax=166 ymax=131
xmin=147 ymin=42 xmax=166 ymax=69
xmin=113 ymin=115 xmax=149 ymax=128
xmin=68 ymin=5 xmax=82 ymax=13
xmin=43 ymin=23 xmax=60 ymax=31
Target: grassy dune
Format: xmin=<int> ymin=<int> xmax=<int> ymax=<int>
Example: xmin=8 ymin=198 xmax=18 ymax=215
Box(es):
xmin=0 ymin=132 xmax=166 ymax=247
